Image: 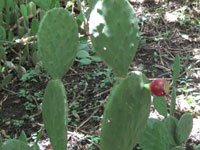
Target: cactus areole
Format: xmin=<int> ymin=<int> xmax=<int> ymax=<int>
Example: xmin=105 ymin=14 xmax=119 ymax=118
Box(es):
xmin=150 ymin=79 xmax=170 ymax=96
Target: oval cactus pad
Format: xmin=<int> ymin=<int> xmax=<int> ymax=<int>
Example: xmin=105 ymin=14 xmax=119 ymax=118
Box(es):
xmin=42 ymin=79 xmax=67 ymax=150
xmin=38 ymin=8 xmax=78 ymax=79
xmin=100 ymin=72 xmax=151 ymax=150
xmin=89 ymin=0 xmax=139 ymax=77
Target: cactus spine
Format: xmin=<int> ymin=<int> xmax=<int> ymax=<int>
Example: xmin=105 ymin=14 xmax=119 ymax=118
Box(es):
xmin=89 ymin=0 xmax=151 ymax=149
xmin=38 ymin=8 xmax=78 ymax=150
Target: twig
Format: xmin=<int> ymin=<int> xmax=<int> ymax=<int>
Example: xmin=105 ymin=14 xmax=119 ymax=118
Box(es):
xmin=94 ymin=89 xmax=110 ymax=97
xmin=69 ymin=102 xmax=104 ymax=117
xmin=75 ymin=108 xmax=100 ymax=131
xmin=2 ymin=87 xmax=18 ymax=95
xmin=0 ymin=95 xmax=8 ymax=106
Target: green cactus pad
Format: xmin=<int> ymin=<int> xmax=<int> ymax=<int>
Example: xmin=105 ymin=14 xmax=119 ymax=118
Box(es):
xmin=0 ymin=136 xmax=2 ymax=150
xmin=89 ymin=0 xmax=139 ymax=77
xmin=2 ymin=139 xmax=30 ymax=150
xmin=38 ymin=8 xmax=78 ymax=79
xmin=18 ymin=131 xmax=28 ymax=144
xmin=175 ymin=113 xmax=193 ymax=145
xmin=163 ymin=116 xmax=178 ymax=146
xmin=42 ymin=79 xmax=67 ymax=150
xmin=171 ymin=147 xmax=185 ymax=150
xmin=100 ymin=72 xmax=151 ymax=150
xmin=139 ymin=118 xmax=170 ymax=150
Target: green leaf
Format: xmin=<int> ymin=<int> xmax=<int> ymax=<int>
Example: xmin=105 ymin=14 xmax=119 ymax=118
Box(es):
xmin=0 ymin=26 xmax=6 ymax=40
xmin=33 ymin=0 xmax=51 ymax=10
xmin=5 ymin=0 xmax=12 ymax=10
xmin=171 ymin=146 xmax=185 ymax=150
xmin=78 ymin=42 xmax=90 ymax=52
xmin=2 ymin=74 xmax=13 ymax=87
xmin=5 ymin=61 xmax=15 ymax=69
xmin=0 ymin=136 xmax=2 ymax=150
xmin=2 ymin=139 xmax=30 ymax=150
xmin=176 ymin=113 xmax=193 ymax=145
xmin=42 ymin=79 xmax=67 ymax=150
xmin=0 ymin=0 xmax=4 ymax=12
xmin=76 ymin=50 xmax=89 ymax=58
xmin=78 ymin=58 xmax=91 ymax=65
xmin=170 ymin=87 xmax=177 ymax=116
xmin=27 ymin=2 xmax=37 ymax=16
xmin=196 ymin=144 xmax=200 ymax=150
xmin=139 ymin=118 xmax=170 ymax=150
xmin=38 ymin=8 xmax=78 ymax=79
xmin=0 ymin=46 xmax=6 ymax=61
xmin=18 ymin=131 xmax=28 ymax=144
xmin=31 ymin=51 xmax=39 ymax=65
xmin=8 ymin=30 xmax=14 ymax=41
xmin=172 ymin=55 xmax=180 ymax=86
xmin=89 ymin=56 xmax=101 ymax=62
xmin=30 ymin=18 xmax=39 ymax=35
xmin=153 ymin=96 xmax=167 ymax=118
xmin=163 ymin=116 xmax=178 ymax=146
xmin=76 ymin=13 xmax=84 ymax=22
xmin=15 ymin=65 xmax=26 ymax=78
xmin=20 ymin=4 xmax=28 ymax=21
xmin=0 ymin=13 xmax=3 ymax=26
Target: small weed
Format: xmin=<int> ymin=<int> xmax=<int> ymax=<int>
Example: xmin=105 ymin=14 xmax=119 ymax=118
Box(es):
xmin=24 ymin=102 xmax=36 ymax=112
xmin=13 ymin=120 xmax=24 ymax=127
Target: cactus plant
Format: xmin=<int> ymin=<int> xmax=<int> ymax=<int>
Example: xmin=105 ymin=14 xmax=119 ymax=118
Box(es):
xmin=38 ymin=8 xmax=78 ymax=79
xmin=0 ymin=136 xmax=2 ymax=150
xmin=139 ymin=118 xmax=170 ymax=150
xmin=88 ymin=0 xmax=152 ymax=149
xmin=138 ymin=55 xmax=193 ymax=150
xmin=89 ymin=0 xmax=139 ymax=77
xmin=38 ymin=8 xmax=78 ymax=150
xmin=100 ymin=72 xmax=151 ymax=150
xmin=42 ymin=79 xmax=67 ymax=150
xmin=2 ymin=139 xmax=30 ymax=150
xmin=163 ymin=116 xmax=178 ymax=146
xmin=175 ymin=113 xmax=193 ymax=145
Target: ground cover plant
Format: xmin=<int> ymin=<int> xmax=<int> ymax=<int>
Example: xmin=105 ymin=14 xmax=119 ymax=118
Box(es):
xmin=0 ymin=0 xmax=200 ymax=150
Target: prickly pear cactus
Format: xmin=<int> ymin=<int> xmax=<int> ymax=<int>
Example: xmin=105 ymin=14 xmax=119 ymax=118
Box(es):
xmin=0 ymin=136 xmax=2 ymax=150
xmin=42 ymin=79 xmax=67 ymax=150
xmin=139 ymin=118 xmax=170 ymax=150
xmin=163 ymin=116 xmax=178 ymax=146
xmin=139 ymin=114 xmax=193 ymax=150
xmin=175 ymin=113 xmax=193 ymax=145
xmin=100 ymin=72 xmax=151 ymax=150
xmin=89 ymin=0 xmax=139 ymax=77
xmin=2 ymin=139 xmax=30 ymax=150
xmin=38 ymin=8 xmax=78 ymax=150
xmin=38 ymin=8 xmax=78 ymax=79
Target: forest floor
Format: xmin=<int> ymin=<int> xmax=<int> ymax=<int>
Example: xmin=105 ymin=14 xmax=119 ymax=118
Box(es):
xmin=0 ymin=0 xmax=200 ymax=150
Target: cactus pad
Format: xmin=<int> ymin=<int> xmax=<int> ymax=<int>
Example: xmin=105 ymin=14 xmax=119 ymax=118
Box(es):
xmin=175 ymin=113 xmax=193 ymax=145
xmin=139 ymin=118 xmax=170 ymax=150
xmin=2 ymin=139 xmax=30 ymax=150
xmin=100 ymin=72 xmax=151 ymax=150
xmin=163 ymin=116 xmax=178 ymax=146
xmin=89 ymin=0 xmax=139 ymax=77
xmin=38 ymin=8 xmax=78 ymax=79
xmin=42 ymin=79 xmax=67 ymax=150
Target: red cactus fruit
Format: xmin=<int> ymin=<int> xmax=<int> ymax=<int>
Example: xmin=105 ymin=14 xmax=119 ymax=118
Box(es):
xmin=149 ymin=79 xmax=170 ymax=96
